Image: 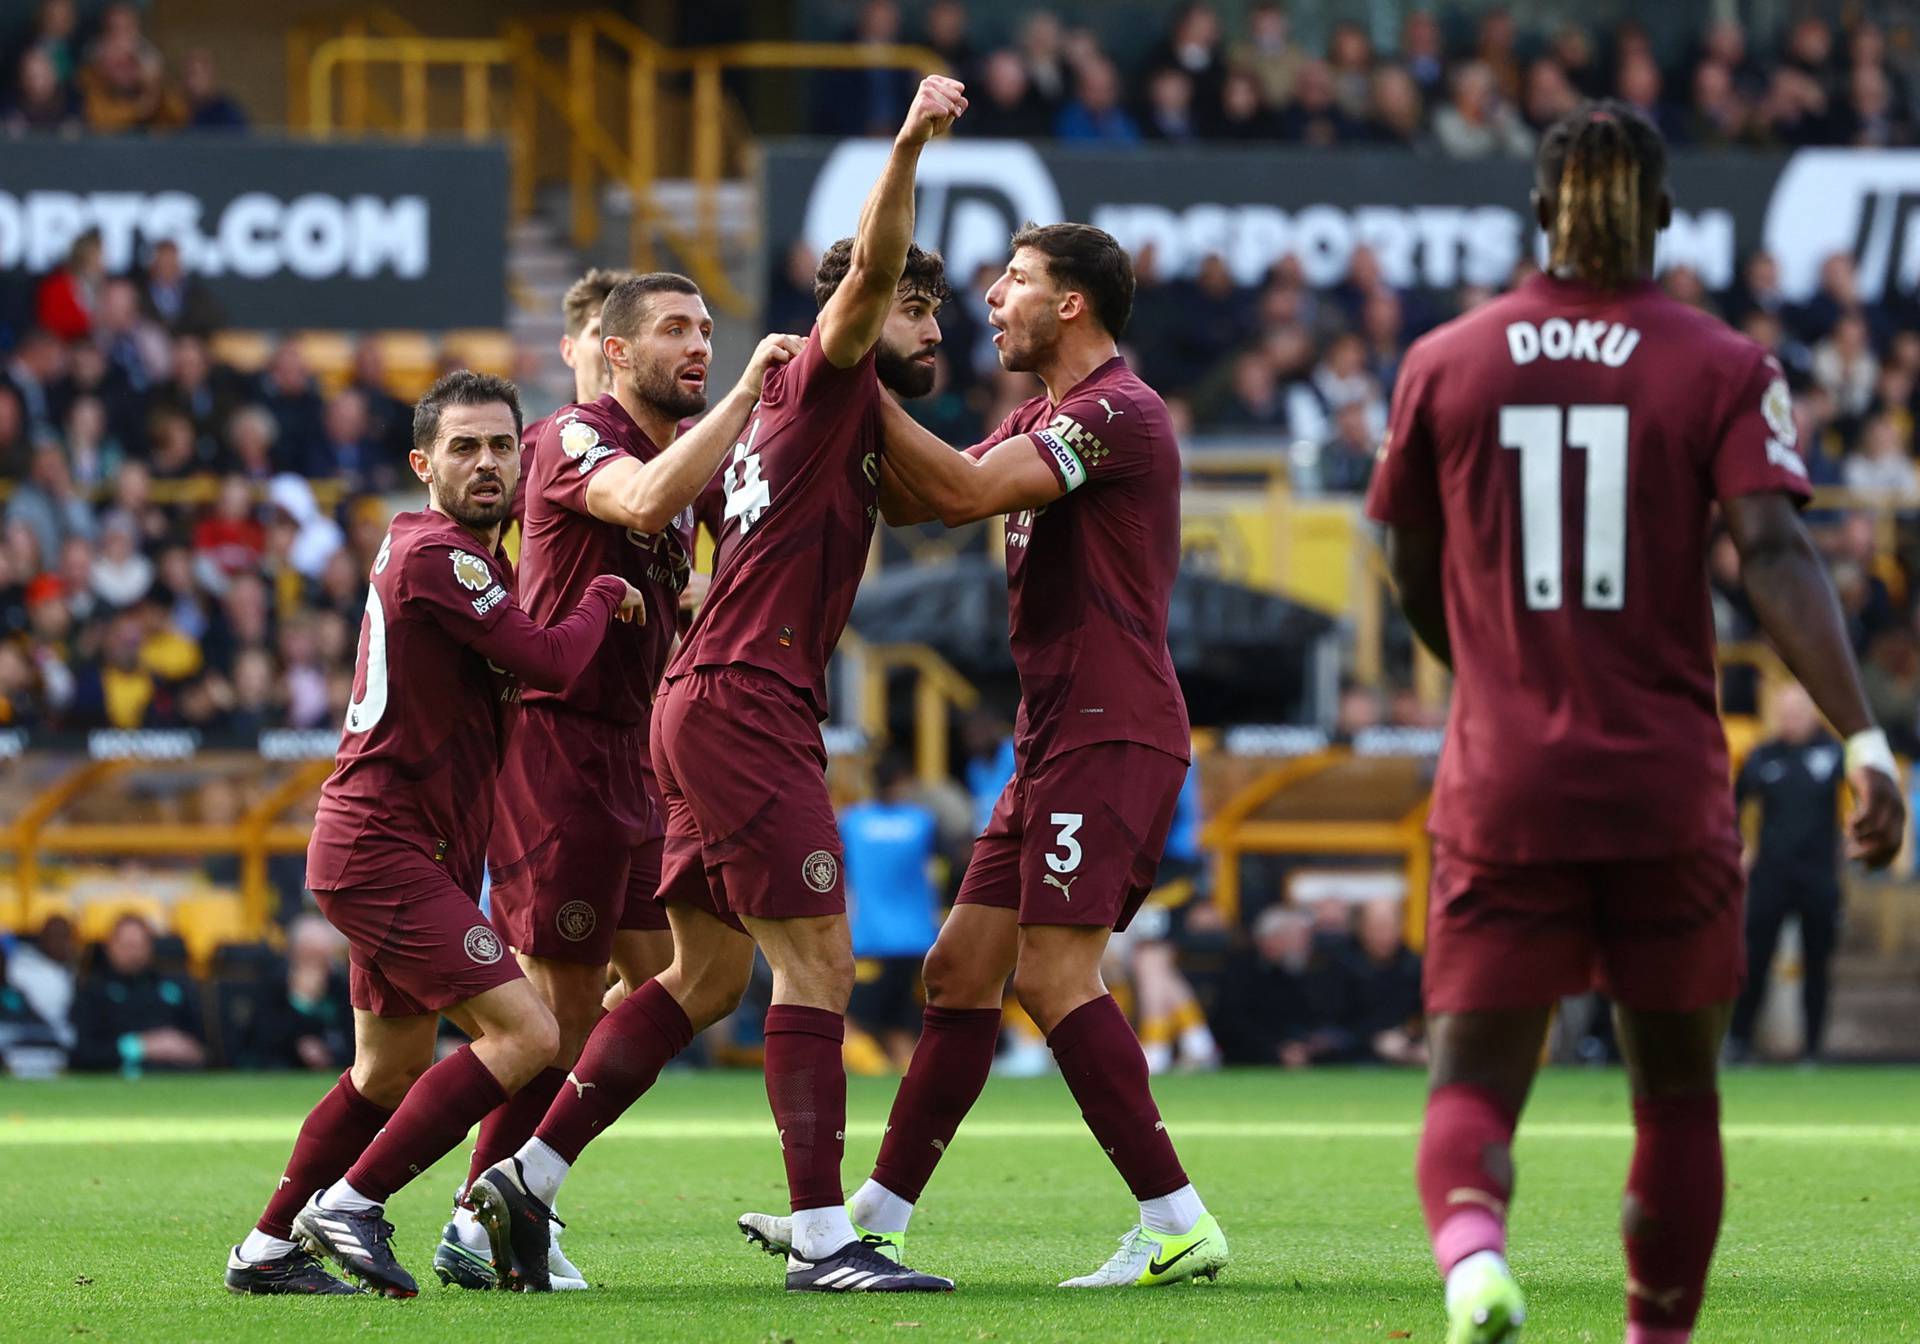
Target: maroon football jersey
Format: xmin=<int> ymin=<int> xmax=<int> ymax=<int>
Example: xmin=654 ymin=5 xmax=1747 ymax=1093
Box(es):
xmin=508 ymin=409 xmax=552 ymax=528
xmin=668 ymin=324 xmax=881 ymax=717
xmin=1366 ymin=273 xmax=1812 ymax=863
xmin=306 ymin=509 xmax=622 ymax=896
xmin=519 ymin=393 xmax=693 ymax=723
xmin=968 ymin=355 xmax=1190 ymax=765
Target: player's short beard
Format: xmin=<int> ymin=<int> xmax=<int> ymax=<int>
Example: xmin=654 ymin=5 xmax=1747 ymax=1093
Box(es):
xmin=875 ymin=338 xmax=938 ymax=399
xmin=996 ymin=308 xmax=1059 ymax=374
xmin=435 ymin=467 xmax=511 ymax=531
xmin=629 ymin=359 xmax=709 ymax=421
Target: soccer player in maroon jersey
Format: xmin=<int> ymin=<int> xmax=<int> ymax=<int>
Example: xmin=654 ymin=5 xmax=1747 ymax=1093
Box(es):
xmin=468 ymin=76 xmax=965 ymax=1296
xmin=509 ymin=267 xmax=634 ymax=530
xmin=1366 ymin=103 xmax=1905 ymax=1344
xmin=222 ymin=371 xmax=645 ymax=1297
xmin=738 ymin=222 xmax=1228 ymax=1288
xmin=438 ymin=278 xmax=800 ymax=1291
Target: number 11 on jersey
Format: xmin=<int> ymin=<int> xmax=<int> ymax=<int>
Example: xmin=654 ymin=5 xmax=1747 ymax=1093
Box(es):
xmin=1501 ymin=404 xmax=1629 ymax=611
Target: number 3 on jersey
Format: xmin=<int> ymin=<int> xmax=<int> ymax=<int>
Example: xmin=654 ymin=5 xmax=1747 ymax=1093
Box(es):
xmin=724 ymin=418 xmax=770 ymax=536
xmin=1501 ymin=404 xmax=1628 ymax=611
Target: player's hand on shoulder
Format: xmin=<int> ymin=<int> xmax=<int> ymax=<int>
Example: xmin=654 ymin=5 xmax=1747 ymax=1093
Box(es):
xmin=898 ymin=75 xmax=967 ymax=146
xmin=738 ymin=333 xmax=806 ymax=397
xmin=1845 ymin=764 xmax=1905 ymax=869
xmin=613 ymin=578 xmax=647 ymax=624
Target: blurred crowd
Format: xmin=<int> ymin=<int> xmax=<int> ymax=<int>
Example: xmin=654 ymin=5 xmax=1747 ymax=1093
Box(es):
xmin=2 ymin=0 xmax=245 ymax=137
xmin=816 ymin=2 xmax=1917 ymax=153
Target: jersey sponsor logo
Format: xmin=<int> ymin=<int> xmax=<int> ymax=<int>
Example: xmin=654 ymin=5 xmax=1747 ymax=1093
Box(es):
xmin=574 ymin=443 xmax=617 ymax=474
xmin=1504 ymin=318 xmax=1641 ymax=368
xmin=1042 ymin=872 xmax=1079 ymax=900
xmin=464 ymin=925 xmax=504 ymax=965
xmin=559 ymin=417 xmax=600 ymax=459
xmin=555 ymin=900 xmax=597 ymax=942
xmin=801 ymin=849 xmax=840 ymax=893
xmin=452 ymin=551 xmax=491 ymax=592
xmin=470 ymin=583 xmax=508 ymax=616
xmin=1045 ymin=411 xmax=1108 ymax=465
xmin=1035 ymin=427 xmax=1087 ymax=492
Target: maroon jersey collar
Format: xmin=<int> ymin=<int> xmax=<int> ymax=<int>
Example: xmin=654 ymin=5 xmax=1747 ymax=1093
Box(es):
xmin=1046 ymin=354 xmax=1129 ymax=410
xmin=1524 ymin=272 xmax=1661 ymax=304
xmin=591 ymin=391 xmax=661 ymax=455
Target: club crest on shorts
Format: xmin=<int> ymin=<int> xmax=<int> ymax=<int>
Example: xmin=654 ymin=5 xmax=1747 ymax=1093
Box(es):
xmin=801 ymin=849 xmax=839 ymax=894
xmin=464 ymin=925 xmax=504 ymax=965
xmin=452 ymin=551 xmax=491 ymax=592
xmin=555 ymin=900 xmax=597 ymax=942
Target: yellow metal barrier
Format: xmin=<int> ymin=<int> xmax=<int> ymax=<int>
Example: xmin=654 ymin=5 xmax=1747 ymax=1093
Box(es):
xmin=842 ymin=633 xmax=980 ymax=786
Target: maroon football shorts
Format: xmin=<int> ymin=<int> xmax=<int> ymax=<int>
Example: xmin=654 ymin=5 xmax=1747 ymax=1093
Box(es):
xmin=313 ymin=846 xmax=523 ymax=1018
xmin=1423 ymin=835 xmax=1746 ymax=1015
xmin=651 ymin=664 xmax=844 ymax=929
xmin=955 ymin=742 xmax=1186 ymax=931
xmin=489 ymin=702 xmax=670 ymax=968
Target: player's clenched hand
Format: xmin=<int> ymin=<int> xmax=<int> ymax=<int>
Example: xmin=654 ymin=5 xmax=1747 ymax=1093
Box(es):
xmin=613 ymin=578 xmax=646 ymax=624
xmin=738 ymin=333 xmax=806 ymax=397
xmin=898 ymin=75 xmax=967 ymax=146
xmin=1846 ymin=765 xmax=1905 ymax=868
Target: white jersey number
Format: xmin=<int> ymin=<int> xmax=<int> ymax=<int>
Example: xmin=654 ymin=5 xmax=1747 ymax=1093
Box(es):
xmin=1500 ymin=404 xmax=1629 ymax=611
xmin=1046 ymin=812 xmax=1084 ymax=874
xmin=724 ymin=419 xmax=771 ymax=536
xmin=344 ymin=533 xmax=395 ymax=733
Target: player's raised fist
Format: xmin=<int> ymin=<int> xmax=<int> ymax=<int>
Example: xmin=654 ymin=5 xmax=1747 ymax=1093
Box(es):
xmin=738 ymin=332 xmax=806 ymax=396
xmin=613 ymin=578 xmax=647 ymax=624
xmin=898 ymin=75 xmax=967 ymax=146
xmin=1845 ymin=763 xmax=1905 ymax=869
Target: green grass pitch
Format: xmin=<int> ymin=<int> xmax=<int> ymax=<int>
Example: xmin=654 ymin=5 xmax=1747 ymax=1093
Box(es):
xmin=4 ymin=1067 xmax=1918 ymax=1342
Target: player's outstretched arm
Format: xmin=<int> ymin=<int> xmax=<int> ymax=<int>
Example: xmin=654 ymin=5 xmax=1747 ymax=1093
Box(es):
xmin=877 ymin=455 xmax=939 ymax=526
xmin=878 ymin=395 xmax=1062 ymax=527
xmin=585 ymin=334 xmax=803 ymax=534
xmin=465 ymin=575 xmax=639 ymax=692
xmin=1724 ymin=491 xmax=1906 ymax=866
xmin=818 ymin=76 xmax=966 ymax=369
xmin=1383 ymin=525 xmax=1451 ymax=670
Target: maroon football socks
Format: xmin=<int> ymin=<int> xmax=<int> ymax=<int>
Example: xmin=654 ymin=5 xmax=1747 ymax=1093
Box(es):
xmin=463 ymin=1065 xmax=569 ymax=1200
xmin=533 ymin=978 xmax=694 ymax=1164
xmin=1046 ymin=995 xmax=1189 ymax=1199
xmin=339 ymin=1045 xmax=507 ymax=1204
xmin=1623 ymin=1093 xmax=1723 ymax=1341
xmin=256 ymin=1071 xmax=394 ymax=1238
xmin=869 ymin=1005 xmax=1003 ymax=1202
xmin=1417 ymin=1081 xmax=1518 ymax=1274
xmin=763 ymin=1005 xmax=849 ymax=1212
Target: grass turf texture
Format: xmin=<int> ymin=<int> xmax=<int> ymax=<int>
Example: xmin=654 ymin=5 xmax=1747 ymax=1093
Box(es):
xmin=4 ymin=1067 xmax=1918 ymax=1342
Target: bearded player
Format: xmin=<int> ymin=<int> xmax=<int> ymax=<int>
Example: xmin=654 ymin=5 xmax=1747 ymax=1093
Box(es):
xmin=223 ymin=371 xmax=644 ymax=1297
xmin=468 ymin=76 xmax=965 ymax=1295
xmin=1367 ymin=102 xmax=1904 ymax=1343
xmin=742 ymin=221 xmax=1227 ymax=1289
xmin=509 ymin=267 xmax=635 ymax=528
xmin=432 ymin=278 xmax=801 ymax=1291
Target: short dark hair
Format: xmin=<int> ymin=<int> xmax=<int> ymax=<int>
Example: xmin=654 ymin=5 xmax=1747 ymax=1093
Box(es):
xmin=812 ymin=239 xmax=954 ymax=311
xmin=412 ymin=370 xmax=522 ymax=452
xmin=599 ymin=272 xmax=703 ymax=342
xmin=1008 ymin=222 xmax=1134 ymax=339
xmin=560 ymin=267 xmax=635 ymax=338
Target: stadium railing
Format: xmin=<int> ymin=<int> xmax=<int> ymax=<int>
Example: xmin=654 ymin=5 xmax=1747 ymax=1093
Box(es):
xmin=294 ymin=10 xmax=945 ymax=315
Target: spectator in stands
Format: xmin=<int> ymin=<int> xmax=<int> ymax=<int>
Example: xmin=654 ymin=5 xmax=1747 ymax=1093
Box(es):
xmin=90 ymin=513 xmax=152 ymax=610
xmin=1755 ymin=65 xmax=1832 ymax=147
xmin=224 ymin=404 xmax=281 ymax=480
xmin=1128 ymin=764 xmax=1221 ymax=1073
xmin=179 ymin=48 xmax=247 ymax=131
xmin=30 ymin=0 xmax=80 ymax=85
xmin=78 ymin=12 xmax=182 ymax=133
xmin=1843 ymin=413 xmax=1916 ymax=497
xmin=1474 ymin=6 xmax=1523 ymax=104
xmin=1365 ymin=63 xmax=1427 ymax=148
xmin=227 ymin=915 xmax=352 ymax=1070
xmin=1213 ymin=904 xmax=1349 ymax=1067
xmin=1 ymin=642 xmax=48 ymax=726
xmin=816 ymin=0 xmax=920 ymax=137
xmin=1277 ymin=59 xmax=1360 ymax=145
xmin=1326 ymin=21 xmax=1374 ymax=122
xmin=192 ymin=476 xmax=267 ymax=590
xmin=920 ymin=0 xmax=973 ymax=76
xmin=1210 ymin=351 xmax=1288 ymax=433
xmin=346 ymin=339 xmax=412 ymax=463
xmin=1144 ymin=2 xmax=1226 ymax=108
xmin=7 ymin=444 xmax=95 ymax=567
xmin=60 ymin=393 xmax=118 ymax=489
xmin=1164 ymin=253 xmax=1255 ymax=393
xmin=1054 ymin=55 xmax=1139 ymax=144
xmin=1315 ymin=398 xmax=1380 ymax=496
xmin=5 ymin=328 xmax=65 ymax=438
xmin=92 ymin=276 xmax=167 ymax=394
xmin=1397 ymin=9 xmax=1448 ymax=102
xmin=72 ymin=606 xmax=158 ymax=726
xmin=35 ymin=229 xmax=103 ymax=342
xmin=1433 ymin=60 xmax=1533 ymax=158
xmin=59 ymin=337 xmax=143 ymax=453
xmin=1141 ymin=67 xmax=1200 ymax=142
xmin=3 ymin=45 xmax=79 ymax=135
xmin=1863 ymin=625 xmax=1920 ymax=757
xmin=0 ymin=387 xmax=30 ymax=482
xmin=1728 ymin=250 xmax=1789 ymax=326
xmin=1287 ymin=330 xmax=1383 ymax=444
xmin=1816 ymin=313 xmax=1880 ymax=421
xmin=1699 ymin=17 xmax=1766 ymax=100
xmin=1616 ymin=50 xmax=1686 ymax=144
xmin=1341 ymin=899 xmax=1425 ymax=1066
xmin=56 ymin=534 xmax=97 ymax=627
xmin=1209 ymin=66 xmax=1280 ymax=139
xmin=1231 ymin=2 xmax=1305 ymax=108
xmin=255 ymin=344 xmax=324 ymax=469
xmin=139 ymin=238 xmax=223 ymax=335
xmin=1839 ymin=63 xmax=1911 ymax=147
xmin=306 ymin=387 xmax=387 ymax=487
xmin=267 ymin=475 xmax=344 ymax=582
xmin=959 ymin=48 xmax=1049 ymax=139
xmin=70 ymin=913 xmax=206 ymax=1073
xmin=6 ymin=913 xmax=76 ymax=1051
xmin=1687 ymin=59 xmax=1752 ymax=147
xmin=228 ymin=645 xmax=281 ymax=735
xmin=1016 ymin=10 xmax=1071 ymax=115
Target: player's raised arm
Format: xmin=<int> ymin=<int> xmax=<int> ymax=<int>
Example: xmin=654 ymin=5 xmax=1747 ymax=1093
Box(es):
xmin=584 ymin=332 xmax=802 ymax=534
xmin=878 ymin=395 xmax=1063 ymax=527
xmin=818 ymin=76 xmax=966 ymax=369
xmin=877 ymin=455 xmax=940 ymax=526
xmin=1722 ymin=492 xmax=1906 ymax=866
